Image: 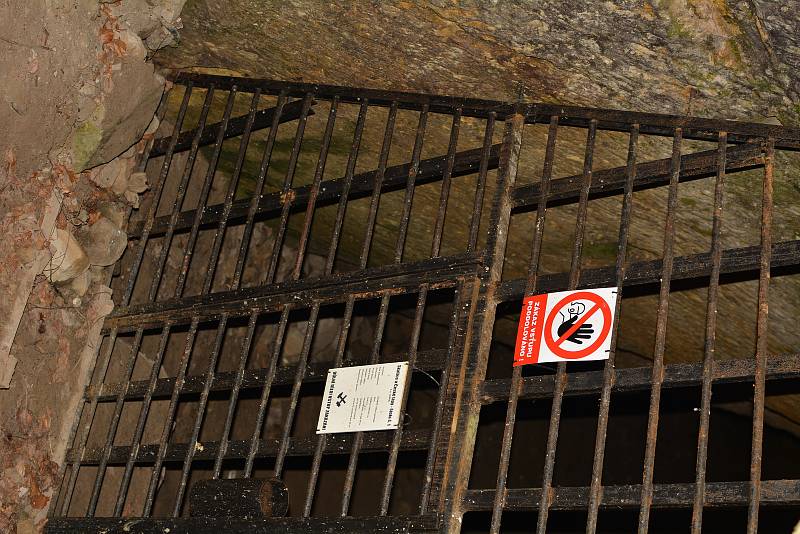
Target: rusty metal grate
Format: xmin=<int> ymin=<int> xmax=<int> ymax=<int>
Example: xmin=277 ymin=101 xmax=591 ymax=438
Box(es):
xmin=48 ymin=73 xmax=800 ymax=533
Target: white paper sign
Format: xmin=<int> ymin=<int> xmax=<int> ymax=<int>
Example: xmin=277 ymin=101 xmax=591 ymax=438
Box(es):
xmin=316 ymin=362 xmax=409 ymax=434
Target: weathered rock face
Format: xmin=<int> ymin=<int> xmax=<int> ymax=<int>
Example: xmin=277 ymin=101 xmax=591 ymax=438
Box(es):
xmin=158 ymin=0 xmax=799 ymax=123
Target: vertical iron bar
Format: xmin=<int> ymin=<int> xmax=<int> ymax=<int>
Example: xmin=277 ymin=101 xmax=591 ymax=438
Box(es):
xmin=270 ymin=99 xmax=338 ymax=477
xmin=109 ymin=88 xmax=217 ymax=515
xmin=638 ymin=128 xmax=683 ymax=533
xmin=490 ymin=115 xmax=558 ymax=534
xmin=143 ymin=319 xmax=199 ymax=516
xmin=302 ymin=299 xmax=355 ymax=516
xmin=243 ymin=306 xmax=291 ymax=477
xmin=291 ymin=98 xmax=338 ymax=279
xmin=467 ymin=113 xmax=496 ymax=253
xmin=690 ymin=132 xmax=727 ymax=533
xmin=746 ymin=138 xmax=774 ymax=534
xmin=113 ymin=323 xmax=173 ymax=515
xmin=173 ymin=316 xmax=229 ymax=515
xmin=393 ymin=105 xmax=429 ymax=263
xmin=148 ymin=86 xmax=212 ymax=303
xmin=430 ymin=109 xmax=462 ymax=258
xmin=324 ymin=100 xmax=368 ymax=274
xmin=536 ymin=120 xmax=596 ymax=534
xmin=585 ymin=124 xmax=639 ymax=533
xmin=303 ymin=102 xmax=369 ymax=515
xmin=379 ymin=288 xmax=427 ymax=514
xmin=230 ymin=91 xmax=287 ymax=290
xmin=202 ymin=89 xmax=261 ymax=294
xmin=174 ymin=88 xmax=238 ymax=298
xmin=340 ymin=102 xmax=398 ymax=515
xmin=262 ymin=94 xmax=314 ymax=285
xmin=86 ymin=330 xmax=145 ymax=515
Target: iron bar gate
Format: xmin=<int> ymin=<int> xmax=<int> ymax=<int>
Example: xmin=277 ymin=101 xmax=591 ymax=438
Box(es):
xmin=47 ymin=73 xmax=800 ymax=533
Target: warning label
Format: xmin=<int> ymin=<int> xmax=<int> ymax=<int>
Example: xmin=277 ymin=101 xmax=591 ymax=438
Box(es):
xmin=514 ymin=287 xmax=618 ymax=366
xmin=316 ymin=362 xmax=409 ymax=434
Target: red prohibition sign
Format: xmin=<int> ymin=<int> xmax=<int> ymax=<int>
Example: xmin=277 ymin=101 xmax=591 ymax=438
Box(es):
xmin=543 ymin=291 xmax=612 ymax=359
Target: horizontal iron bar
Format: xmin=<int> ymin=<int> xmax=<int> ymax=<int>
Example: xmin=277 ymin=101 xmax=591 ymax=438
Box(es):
xmin=528 ymin=110 xmax=799 ymax=150
xmin=129 ymin=144 xmax=500 ymax=239
xmin=68 ymin=428 xmax=430 ymax=465
xmin=512 ymin=144 xmax=763 ymax=209
xmin=462 ymin=479 xmax=800 ymax=511
xmin=172 ymin=73 xmax=800 ymax=148
xmin=481 ymin=353 xmax=800 ymax=403
xmin=45 ymin=515 xmax=440 ymax=533
xmin=89 ymin=349 xmax=447 ymax=402
xmin=105 ymin=254 xmax=477 ymax=332
xmin=149 ymin=99 xmax=312 ymax=158
xmin=496 ymin=239 xmax=800 ymax=302
xmin=173 ymin=72 xmax=513 ymax=119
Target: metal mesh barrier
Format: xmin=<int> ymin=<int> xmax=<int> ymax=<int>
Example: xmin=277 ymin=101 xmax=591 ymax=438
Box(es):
xmin=48 ymin=73 xmax=800 ymax=533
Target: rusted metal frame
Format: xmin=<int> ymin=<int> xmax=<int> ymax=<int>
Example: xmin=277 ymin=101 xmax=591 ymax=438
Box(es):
xmin=747 ymin=138 xmax=774 ymax=534
xmin=512 ymin=143 xmax=762 ymax=210
xmin=338 ymin=100 xmax=399 ymax=516
xmin=496 ymin=239 xmax=800 ymax=302
xmin=243 ymin=306 xmax=291 ymax=477
xmin=173 ymin=88 xmax=239 ymax=298
xmin=174 ymin=71 xmax=513 ymax=121
xmin=174 ymin=72 xmax=800 ymax=147
xmin=105 ymin=254 xmax=475 ymax=332
xmin=419 ymin=282 xmax=467 ymax=514
xmin=691 ymin=132 xmax=727 ymax=533
xmin=490 ymin=114 xmax=556 ymax=534
xmin=437 ymin=108 xmax=525 ymax=532
xmin=380 ymin=288 xmax=428 ymax=515
xmin=231 ymin=91 xmax=288 ymax=290
xmin=430 ymin=108 xmax=462 ymax=258
xmin=638 ymin=129 xmax=683 ymax=533
xmin=468 ymin=113 xmax=496 ymax=253
xmin=86 ymin=329 xmax=145 ymax=515
xmin=143 ymin=319 xmax=199 ymax=515
xmin=481 ymin=351 xmax=800 ymax=402
xmin=201 ymin=89 xmax=262 ymax=294
xmin=46 ymin=514 xmax=442 ymax=534
xmin=55 ymin=88 xmax=188 ymax=517
xmin=536 ymin=120 xmax=596 ymax=534
xmin=304 ymin=103 xmax=369 ymax=515
xmin=127 ymin=143 xmax=500 ymax=241
xmin=463 ymin=479 xmax=800 ymax=511
xmin=76 ymin=427 xmax=433 ymax=465
xmin=172 ymin=317 xmax=230 ymax=515
xmin=90 ymin=348 xmax=447 ymax=403
xmin=394 ymin=105 xmax=429 ymax=263
xmin=585 ymin=123 xmax=639 ymax=533
xmin=148 ymin=97 xmax=310 ymax=158
xmin=263 ymin=93 xmax=314 ymax=285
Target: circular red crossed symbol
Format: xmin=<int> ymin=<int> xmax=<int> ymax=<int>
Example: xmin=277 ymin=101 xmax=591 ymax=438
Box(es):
xmin=543 ymin=291 xmax=612 ymax=359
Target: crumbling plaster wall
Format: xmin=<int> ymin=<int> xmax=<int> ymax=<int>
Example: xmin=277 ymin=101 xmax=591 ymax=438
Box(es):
xmin=0 ymin=1 xmax=184 ymax=532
